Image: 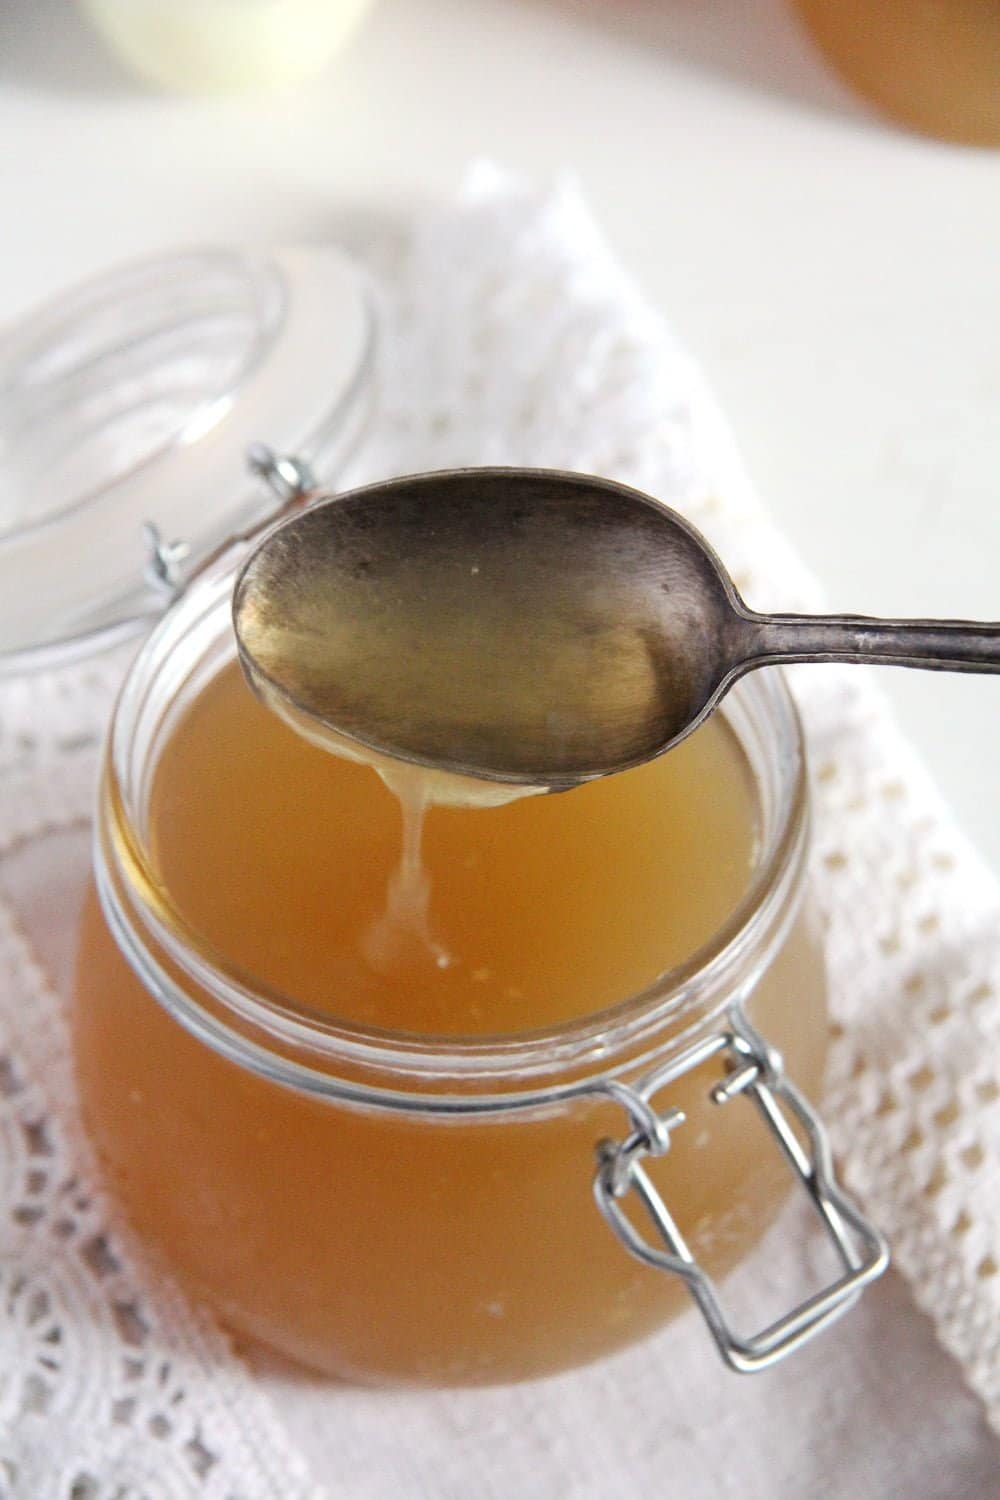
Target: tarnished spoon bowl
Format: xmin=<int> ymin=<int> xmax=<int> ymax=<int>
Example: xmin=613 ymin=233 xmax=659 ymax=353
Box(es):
xmin=233 ymin=467 xmax=1000 ymax=791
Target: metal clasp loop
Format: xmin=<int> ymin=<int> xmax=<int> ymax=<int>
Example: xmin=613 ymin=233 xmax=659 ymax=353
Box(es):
xmin=246 ymin=444 xmax=316 ymax=505
xmin=142 ymin=522 xmax=191 ymax=601
xmin=594 ymin=1007 xmax=889 ymax=1372
xmin=139 ymin=446 xmax=317 ymax=608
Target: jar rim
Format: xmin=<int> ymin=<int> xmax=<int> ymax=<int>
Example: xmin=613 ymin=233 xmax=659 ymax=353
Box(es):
xmin=97 ymin=523 xmax=811 ymax=1109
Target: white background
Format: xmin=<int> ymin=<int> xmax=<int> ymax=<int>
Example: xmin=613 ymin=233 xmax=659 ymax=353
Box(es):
xmin=2 ymin=0 xmax=999 ymax=868
xmin=1 ymin=4 xmax=998 ymax=1492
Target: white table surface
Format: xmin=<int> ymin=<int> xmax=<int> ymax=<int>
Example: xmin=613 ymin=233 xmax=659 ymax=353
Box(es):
xmin=1 ymin=3 xmax=998 ymax=1494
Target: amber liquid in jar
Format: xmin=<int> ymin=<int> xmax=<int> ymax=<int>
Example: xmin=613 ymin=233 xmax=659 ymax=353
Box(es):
xmin=793 ymin=0 xmax=1000 ymax=146
xmin=75 ymin=662 xmax=827 ymax=1383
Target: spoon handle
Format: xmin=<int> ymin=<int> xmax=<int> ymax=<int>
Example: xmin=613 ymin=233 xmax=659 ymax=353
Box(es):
xmin=744 ymin=614 xmax=1000 ymax=674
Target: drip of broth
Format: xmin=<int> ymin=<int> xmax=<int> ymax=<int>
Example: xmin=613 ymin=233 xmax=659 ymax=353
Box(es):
xmin=147 ymin=661 xmax=759 ymax=1035
xmin=250 ymin=678 xmax=539 ymax=981
xmin=363 ymin=770 xmax=441 ymax=972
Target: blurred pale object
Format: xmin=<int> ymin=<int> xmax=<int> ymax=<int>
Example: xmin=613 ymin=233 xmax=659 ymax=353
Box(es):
xmin=792 ymin=0 xmax=1000 ymax=146
xmin=81 ymin=0 xmax=375 ymax=93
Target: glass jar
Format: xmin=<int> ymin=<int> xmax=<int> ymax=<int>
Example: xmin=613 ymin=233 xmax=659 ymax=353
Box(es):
xmin=72 ymin=520 xmax=887 ymax=1386
xmin=792 ymin=0 xmax=1000 ymax=147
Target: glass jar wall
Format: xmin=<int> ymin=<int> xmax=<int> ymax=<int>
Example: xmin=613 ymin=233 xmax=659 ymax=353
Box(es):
xmin=73 ymin=547 xmax=831 ymax=1385
xmin=793 ymin=0 xmax=1000 ymax=147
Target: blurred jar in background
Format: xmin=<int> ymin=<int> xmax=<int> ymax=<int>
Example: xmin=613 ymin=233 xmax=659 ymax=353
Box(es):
xmin=792 ymin=0 xmax=1000 ymax=147
xmin=81 ymin=0 xmax=376 ymax=94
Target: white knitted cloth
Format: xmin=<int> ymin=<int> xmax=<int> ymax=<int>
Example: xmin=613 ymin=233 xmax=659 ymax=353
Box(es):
xmin=0 ymin=169 xmax=996 ymax=1497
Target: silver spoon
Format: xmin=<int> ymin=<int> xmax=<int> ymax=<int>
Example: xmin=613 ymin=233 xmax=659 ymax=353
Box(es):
xmin=233 ymin=466 xmax=1000 ymax=792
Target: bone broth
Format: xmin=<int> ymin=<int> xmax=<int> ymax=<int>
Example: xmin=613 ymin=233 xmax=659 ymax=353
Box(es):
xmin=74 ymin=656 xmax=828 ymax=1382
xmin=150 ymin=663 xmax=759 ymax=1031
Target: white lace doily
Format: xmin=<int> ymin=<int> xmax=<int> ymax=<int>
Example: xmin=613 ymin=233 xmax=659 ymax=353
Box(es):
xmin=0 ymin=169 xmax=997 ymax=1496
xmin=0 ymin=676 xmax=322 ymax=1495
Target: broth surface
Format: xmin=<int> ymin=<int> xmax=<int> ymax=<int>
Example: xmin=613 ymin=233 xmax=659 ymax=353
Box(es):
xmin=150 ymin=661 xmax=758 ymax=1035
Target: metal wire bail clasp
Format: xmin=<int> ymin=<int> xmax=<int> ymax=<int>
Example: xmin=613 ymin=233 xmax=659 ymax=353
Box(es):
xmin=140 ymin=447 xmax=316 ymax=609
xmin=246 ymin=444 xmax=316 ymax=506
xmin=593 ymin=1006 xmax=889 ymax=1372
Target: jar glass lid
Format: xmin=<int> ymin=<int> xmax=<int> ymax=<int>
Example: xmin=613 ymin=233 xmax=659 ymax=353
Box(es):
xmin=0 ymin=244 xmax=374 ymax=673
